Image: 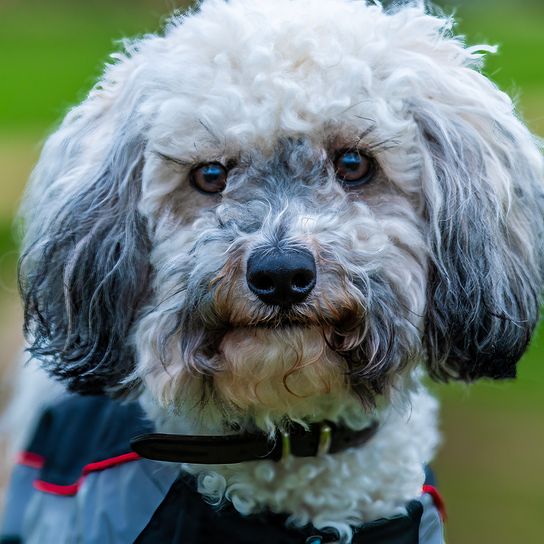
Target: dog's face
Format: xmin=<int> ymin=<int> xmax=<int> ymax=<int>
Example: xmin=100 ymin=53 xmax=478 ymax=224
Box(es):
xmin=19 ymin=0 xmax=544 ymax=429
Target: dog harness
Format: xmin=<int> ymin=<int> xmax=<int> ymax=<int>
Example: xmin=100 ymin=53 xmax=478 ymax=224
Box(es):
xmin=1 ymin=396 xmax=445 ymax=544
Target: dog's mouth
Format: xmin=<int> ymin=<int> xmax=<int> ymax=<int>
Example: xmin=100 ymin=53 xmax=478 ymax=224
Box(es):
xmin=244 ymin=308 xmax=316 ymax=329
xmin=213 ymin=299 xmax=365 ymax=360
xmin=223 ymin=297 xmax=353 ymax=331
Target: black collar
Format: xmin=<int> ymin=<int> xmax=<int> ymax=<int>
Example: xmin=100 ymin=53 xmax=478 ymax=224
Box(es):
xmin=131 ymin=420 xmax=379 ymax=464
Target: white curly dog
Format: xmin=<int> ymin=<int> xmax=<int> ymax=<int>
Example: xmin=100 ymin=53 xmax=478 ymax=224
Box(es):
xmin=3 ymin=1 xmax=543 ymax=543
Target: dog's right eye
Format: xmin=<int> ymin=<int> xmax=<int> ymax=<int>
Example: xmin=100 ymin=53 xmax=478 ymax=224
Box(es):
xmin=190 ymin=163 xmax=228 ymax=194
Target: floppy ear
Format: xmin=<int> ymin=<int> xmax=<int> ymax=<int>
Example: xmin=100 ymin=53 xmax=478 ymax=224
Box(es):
xmin=19 ymin=52 xmax=150 ymax=396
xmin=415 ymin=66 xmax=544 ymax=381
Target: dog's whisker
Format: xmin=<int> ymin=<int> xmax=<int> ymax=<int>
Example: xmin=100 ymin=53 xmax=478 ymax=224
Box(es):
xmin=146 ymin=286 xmax=187 ymax=314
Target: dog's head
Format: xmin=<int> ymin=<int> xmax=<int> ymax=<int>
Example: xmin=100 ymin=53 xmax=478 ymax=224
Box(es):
xmin=19 ymin=0 xmax=544 ymax=429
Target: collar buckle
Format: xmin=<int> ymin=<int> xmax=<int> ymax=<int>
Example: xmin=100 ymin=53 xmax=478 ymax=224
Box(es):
xmin=281 ymin=422 xmax=333 ymax=461
xmin=280 ymin=430 xmax=291 ymax=461
xmin=317 ymin=422 xmax=333 ymax=456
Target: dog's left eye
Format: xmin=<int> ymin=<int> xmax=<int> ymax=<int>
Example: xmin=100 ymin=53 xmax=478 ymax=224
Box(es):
xmin=190 ymin=163 xmax=228 ymax=194
xmin=334 ymin=150 xmax=374 ymax=187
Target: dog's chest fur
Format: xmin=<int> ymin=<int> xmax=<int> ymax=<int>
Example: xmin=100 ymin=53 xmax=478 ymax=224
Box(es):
xmin=157 ymin=383 xmax=440 ymax=539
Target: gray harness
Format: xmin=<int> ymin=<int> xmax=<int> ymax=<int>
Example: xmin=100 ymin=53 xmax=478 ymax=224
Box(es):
xmin=1 ymin=396 xmax=445 ymax=543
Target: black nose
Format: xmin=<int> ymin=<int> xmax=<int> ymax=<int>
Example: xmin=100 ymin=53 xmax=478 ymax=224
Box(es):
xmin=246 ymin=248 xmax=316 ymax=306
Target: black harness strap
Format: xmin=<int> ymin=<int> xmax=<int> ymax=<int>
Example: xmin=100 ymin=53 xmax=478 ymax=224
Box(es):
xmin=135 ymin=473 xmax=423 ymax=544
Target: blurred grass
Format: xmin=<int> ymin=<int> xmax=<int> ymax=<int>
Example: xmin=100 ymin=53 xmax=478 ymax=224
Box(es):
xmin=0 ymin=0 xmax=186 ymax=131
xmin=0 ymin=221 xmax=18 ymax=294
xmin=0 ymin=1 xmax=542 ymax=543
xmin=460 ymin=7 xmax=544 ymax=90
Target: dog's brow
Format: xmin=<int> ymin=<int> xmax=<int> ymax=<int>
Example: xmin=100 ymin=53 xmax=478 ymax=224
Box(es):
xmin=153 ymin=150 xmax=191 ymax=168
xmin=354 ymin=122 xmax=378 ymax=139
xmin=350 ymin=123 xmax=399 ymax=153
xmin=198 ymin=119 xmax=223 ymax=145
xmin=366 ymin=138 xmax=401 ymax=153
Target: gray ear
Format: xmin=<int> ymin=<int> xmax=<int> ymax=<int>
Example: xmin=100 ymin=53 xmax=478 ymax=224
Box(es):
xmin=19 ymin=56 xmax=150 ymax=396
xmin=416 ymin=102 xmax=544 ymax=382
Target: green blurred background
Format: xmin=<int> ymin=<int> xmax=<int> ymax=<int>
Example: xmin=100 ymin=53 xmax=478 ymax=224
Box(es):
xmin=0 ymin=0 xmax=542 ymax=541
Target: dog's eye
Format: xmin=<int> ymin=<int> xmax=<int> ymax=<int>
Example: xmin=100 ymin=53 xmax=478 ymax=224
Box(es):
xmin=334 ymin=150 xmax=374 ymax=187
xmin=190 ymin=163 xmax=228 ymax=194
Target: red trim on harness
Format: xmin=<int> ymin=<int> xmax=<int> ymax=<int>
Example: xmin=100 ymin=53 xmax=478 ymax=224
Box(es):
xmin=422 ymin=484 xmax=447 ymax=521
xmin=16 ymin=451 xmax=46 ymax=469
xmin=83 ymin=452 xmax=141 ymax=475
xmin=34 ymin=478 xmax=82 ymax=496
xmin=32 ymin=452 xmax=142 ymax=496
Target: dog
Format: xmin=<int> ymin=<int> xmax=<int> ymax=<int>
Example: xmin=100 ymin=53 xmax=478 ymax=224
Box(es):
xmin=2 ymin=0 xmax=543 ymax=542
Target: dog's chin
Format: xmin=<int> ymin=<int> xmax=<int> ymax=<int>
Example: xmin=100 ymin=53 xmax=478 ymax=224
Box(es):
xmin=214 ymin=325 xmax=350 ymax=417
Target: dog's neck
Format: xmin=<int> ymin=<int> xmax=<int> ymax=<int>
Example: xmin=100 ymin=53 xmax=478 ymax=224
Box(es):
xmin=141 ymin=376 xmax=440 ymax=542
